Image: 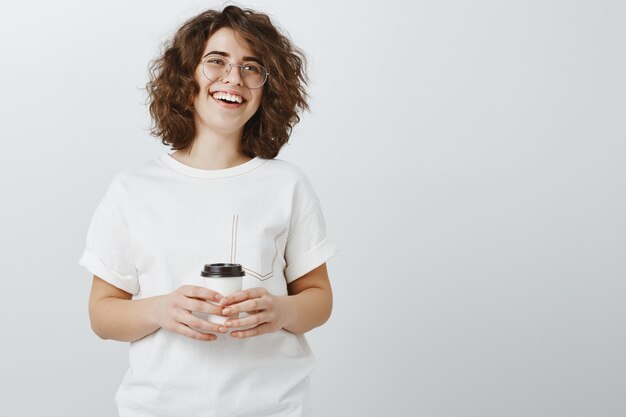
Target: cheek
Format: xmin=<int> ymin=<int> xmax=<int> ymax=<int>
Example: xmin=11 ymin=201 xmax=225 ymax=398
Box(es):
xmin=194 ymin=73 xmax=210 ymax=96
xmin=249 ymin=94 xmax=263 ymax=114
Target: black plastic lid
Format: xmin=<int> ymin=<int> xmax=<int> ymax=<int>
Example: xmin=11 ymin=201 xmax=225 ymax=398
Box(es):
xmin=201 ymin=263 xmax=245 ymax=277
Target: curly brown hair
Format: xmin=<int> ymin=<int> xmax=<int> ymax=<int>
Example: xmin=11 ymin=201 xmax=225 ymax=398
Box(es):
xmin=145 ymin=5 xmax=309 ymax=159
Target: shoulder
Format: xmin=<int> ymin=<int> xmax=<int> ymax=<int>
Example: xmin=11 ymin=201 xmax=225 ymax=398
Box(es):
xmin=261 ymin=158 xmax=313 ymax=185
xmin=262 ymin=159 xmax=321 ymax=213
xmin=108 ymin=156 xmax=164 ymax=188
xmin=99 ymin=157 xmax=163 ymax=206
xmin=262 ymin=157 xmax=302 ymax=173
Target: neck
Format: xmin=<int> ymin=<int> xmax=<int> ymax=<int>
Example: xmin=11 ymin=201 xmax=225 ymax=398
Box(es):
xmin=174 ymin=125 xmax=252 ymax=170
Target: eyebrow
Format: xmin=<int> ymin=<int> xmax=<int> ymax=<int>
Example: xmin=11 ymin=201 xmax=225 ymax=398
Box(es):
xmin=202 ymin=50 xmax=263 ymax=65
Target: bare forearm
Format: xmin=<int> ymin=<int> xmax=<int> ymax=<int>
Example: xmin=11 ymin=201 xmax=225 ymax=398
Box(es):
xmin=282 ymin=288 xmax=332 ymax=335
xmin=91 ymin=296 xmax=161 ymax=342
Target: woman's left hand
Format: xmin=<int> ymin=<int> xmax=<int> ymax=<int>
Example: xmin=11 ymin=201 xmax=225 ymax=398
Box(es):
xmin=217 ymin=287 xmax=291 ymax=338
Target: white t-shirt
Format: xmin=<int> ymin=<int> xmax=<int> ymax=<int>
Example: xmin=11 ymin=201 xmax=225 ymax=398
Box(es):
xmin=78 ymin=152 xmax=340 ymax=417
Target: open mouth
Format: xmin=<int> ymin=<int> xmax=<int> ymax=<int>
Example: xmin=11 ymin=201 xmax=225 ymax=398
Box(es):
xmin=211 ymin=91 xmax=246 ymax=107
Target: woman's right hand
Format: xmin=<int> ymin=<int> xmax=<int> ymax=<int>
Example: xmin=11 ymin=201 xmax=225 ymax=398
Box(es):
xmin=151 ymin=285 xmax=225 ymax=341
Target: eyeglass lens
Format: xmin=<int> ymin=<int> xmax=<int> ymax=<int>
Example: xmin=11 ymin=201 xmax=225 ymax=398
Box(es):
xmin=202 ymin=56 xmax=267 ymax=88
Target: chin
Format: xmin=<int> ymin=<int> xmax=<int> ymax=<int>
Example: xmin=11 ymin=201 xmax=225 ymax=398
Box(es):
xmin=208 ymin=121 xmax=246 ymax=136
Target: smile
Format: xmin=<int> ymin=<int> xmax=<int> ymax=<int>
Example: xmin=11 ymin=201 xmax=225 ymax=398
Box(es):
xmin=212 ymin=91 xmax=245 ymax=103
xmin=210 ymin=91 xmax=246 ymax=109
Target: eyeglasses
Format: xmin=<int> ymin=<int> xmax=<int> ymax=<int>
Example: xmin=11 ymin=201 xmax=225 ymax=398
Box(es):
xmin=200 ymin=55 xmax=269 ymax=89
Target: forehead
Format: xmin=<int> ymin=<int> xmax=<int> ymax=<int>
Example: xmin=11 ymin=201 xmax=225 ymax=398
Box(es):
xmin=203 ymin=27 xmax=255 ymax=57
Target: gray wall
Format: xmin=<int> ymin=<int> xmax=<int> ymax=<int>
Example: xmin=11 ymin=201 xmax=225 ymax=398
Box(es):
xmin=1 ymin=0 xmax=624 ymax=416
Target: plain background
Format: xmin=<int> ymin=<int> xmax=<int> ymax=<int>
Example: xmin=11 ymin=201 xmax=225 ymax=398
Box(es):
xmin=1 ymin=0 xmax=624 ymax=416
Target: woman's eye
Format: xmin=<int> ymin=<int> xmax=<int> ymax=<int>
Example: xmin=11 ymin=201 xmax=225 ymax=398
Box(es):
xmin=208 ymin=58 xmax=226 ymax=65
xmin=243 ymin=64 xmax=261 ymax=73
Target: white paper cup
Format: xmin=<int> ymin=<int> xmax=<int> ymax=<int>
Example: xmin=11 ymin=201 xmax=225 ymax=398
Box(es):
xmin=191 ymin=263 xmax=244 ymax=333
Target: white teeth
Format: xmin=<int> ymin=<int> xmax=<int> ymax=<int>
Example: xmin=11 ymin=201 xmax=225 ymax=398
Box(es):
xmin=212 ymin=91 xmax=243 ymax=104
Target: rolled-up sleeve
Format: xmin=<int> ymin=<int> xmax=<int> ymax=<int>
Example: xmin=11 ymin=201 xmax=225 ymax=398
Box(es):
xmin=78 ymin=177 xmax=139 ymax=295
xmin=283 ymin=171 xmax=340 ymax=283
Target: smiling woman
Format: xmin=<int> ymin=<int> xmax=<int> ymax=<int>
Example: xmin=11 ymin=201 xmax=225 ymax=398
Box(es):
xmin=189 ymin=27 xmax=265 ymax=139
xmin=145 ymin=6 xmax=309 ymax=160
xmin=78 ymin=4 xmax=340 ymax=417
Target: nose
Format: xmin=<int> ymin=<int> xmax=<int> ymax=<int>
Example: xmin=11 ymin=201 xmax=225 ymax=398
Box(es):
xmin=222 ymin=64 xmax=244 ymax=87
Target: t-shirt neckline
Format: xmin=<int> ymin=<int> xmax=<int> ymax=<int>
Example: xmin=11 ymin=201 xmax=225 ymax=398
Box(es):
xmin=158 ymin=152 xmax=266 ymax=179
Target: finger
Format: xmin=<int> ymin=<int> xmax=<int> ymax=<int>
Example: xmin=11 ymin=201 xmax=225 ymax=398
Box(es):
xmin=173 ymin=322 xmax=217 ymax=341
xmin=223 ymin=312 xmax=269 ymax=330
xmin=219 ymin=287 xmax=267 ymax=306
xmin=182 ymin=285 xmax=223 ymax=302
xmin=230 ymin=323 xmax=272 ymax=339
xmin=176 ymin=310 xmax=223 ymax=334
xmin=184 ymin=298 xmax=223 ymax=315
xmin=220 ymin=297 xmax=265 ymax=316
